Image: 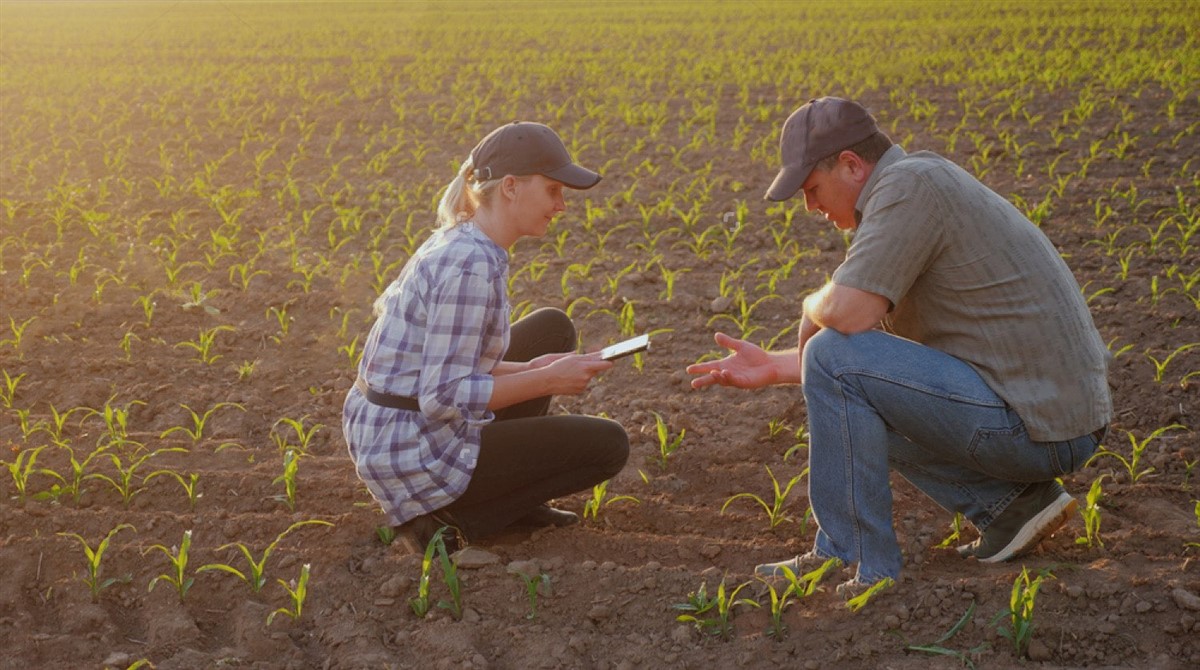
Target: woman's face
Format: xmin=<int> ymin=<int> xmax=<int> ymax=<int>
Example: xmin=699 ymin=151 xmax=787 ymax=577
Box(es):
xmin=512 ymin=174 xmax=566 ymax=237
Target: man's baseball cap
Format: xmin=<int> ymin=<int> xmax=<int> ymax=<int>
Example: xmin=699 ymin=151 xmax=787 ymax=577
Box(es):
xmin=765 ymin=97 xmax=880 ymax=202
xmin=469 ymin=122 xmax=601 ymax=190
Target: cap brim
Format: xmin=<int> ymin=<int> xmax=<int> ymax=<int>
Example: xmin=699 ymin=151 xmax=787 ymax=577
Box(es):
xmin=545 ymin=163 xmax=602 ymax=190
xmin=764 ymin=163 xmax=811 ymax=202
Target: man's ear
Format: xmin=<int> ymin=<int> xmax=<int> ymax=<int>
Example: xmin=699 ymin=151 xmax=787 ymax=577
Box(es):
xmin=838 ymin=150 xmax=871 ymax=184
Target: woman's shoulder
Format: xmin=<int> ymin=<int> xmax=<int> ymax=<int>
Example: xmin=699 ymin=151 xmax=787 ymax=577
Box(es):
xmin=419 ymin=225 xmax=506 ymax=276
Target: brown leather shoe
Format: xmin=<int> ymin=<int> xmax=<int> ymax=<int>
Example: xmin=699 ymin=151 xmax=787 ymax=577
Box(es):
xmin=395 ymin=510 xmax=466 ymax=554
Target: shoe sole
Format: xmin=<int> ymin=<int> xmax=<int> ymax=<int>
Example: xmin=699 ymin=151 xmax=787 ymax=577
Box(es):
xmin=978 ymin=492 xmax=1077 ymax=564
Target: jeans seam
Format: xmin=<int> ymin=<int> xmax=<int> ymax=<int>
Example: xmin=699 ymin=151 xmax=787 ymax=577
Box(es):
xmin=832 ymin=366 xmax=1007 ymax=409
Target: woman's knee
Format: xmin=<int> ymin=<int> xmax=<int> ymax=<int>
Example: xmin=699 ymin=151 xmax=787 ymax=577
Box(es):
xmin=593 ymin=418 xmax=630 ymax=476
xmin=529 ymin=307 xmax=576 ymax=353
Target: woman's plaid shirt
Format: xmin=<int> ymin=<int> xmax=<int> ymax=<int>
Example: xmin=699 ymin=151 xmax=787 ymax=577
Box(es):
xmin=343 ymin=223 xmax=510 ymax=525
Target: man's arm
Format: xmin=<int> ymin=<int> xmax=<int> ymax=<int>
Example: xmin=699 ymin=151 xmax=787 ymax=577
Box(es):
xmin=802 ymin=282 xmax=890 ymax=334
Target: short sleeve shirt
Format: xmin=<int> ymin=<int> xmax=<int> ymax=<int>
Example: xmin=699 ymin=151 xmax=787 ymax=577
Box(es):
xmin=832 ymin=146 xmax=1111 ymax=441
xmin=342 ymin=223 xmax=510 ymax=525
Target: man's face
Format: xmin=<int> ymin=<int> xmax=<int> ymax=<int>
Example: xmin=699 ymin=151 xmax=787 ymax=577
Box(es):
xmin=800 ymin=158 xmax=861 ymax=230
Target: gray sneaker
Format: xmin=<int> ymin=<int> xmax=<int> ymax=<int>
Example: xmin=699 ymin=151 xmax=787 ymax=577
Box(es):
xmin=958 ymin=481 xmax=1077 ymax=563
xmin=754 ymin=551 xmax=839 ymax=578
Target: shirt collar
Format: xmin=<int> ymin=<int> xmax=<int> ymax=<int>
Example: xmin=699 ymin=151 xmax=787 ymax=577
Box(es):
xmin=854 ymin=144 xmax=908 ymax=225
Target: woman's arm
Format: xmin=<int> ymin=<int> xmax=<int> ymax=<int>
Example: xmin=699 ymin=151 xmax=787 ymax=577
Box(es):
xmin=488 ymin=354 xmax=612 ymax=410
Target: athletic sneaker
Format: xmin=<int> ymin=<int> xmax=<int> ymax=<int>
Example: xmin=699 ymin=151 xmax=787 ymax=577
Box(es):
xmin=754 ymin=551 xmax=840 ymax=578
xmin=958 ymin=481 xmax=1077 ymax=563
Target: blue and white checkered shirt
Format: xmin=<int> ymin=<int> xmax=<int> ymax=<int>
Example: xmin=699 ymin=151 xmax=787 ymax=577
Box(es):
xmin=343 ymin=222 xmax=510 ymax=526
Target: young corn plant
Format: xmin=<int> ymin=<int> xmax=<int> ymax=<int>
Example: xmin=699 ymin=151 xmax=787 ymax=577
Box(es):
xmin=3 ymin=445 xmax=65 ymax=504
xmin=1086 ymin=425 xmax=1183 ymax=483
xmin=845 ymin=578 xmax=896 ymax=612
xmin=89 ymin=447 xmax=186 ymax=507
xmin=937 ymin=512 xmax=967 ymax=549
xmin=270 ymin=416 xmax=324 ymax=456
xmin=267 ymin=563 xmax=311 ymax=625
xmin=900 ymin=602 xmax=987 ymax=668
xmin=721 ymin=465 xmax=807 ymax=529
xmin=58 ymin=523 xmax=135 ymax=603
xmin=1076 ymin=475 xmax=1107 ymax=548
xmin=436 ymin=536 xmax=464 ymax=621
xmin=273 ymin=449 xmax=301 ymax=511
xmin=409 ymin=526 xmax=446 ymax=618
xmin=144 ymin=529 xmax=195 ymax=602
xmin=992 ymin=566 xmax=1054 ymax=659
xmin=517 ymin=572 xmax=550 ymax=620
xmin=650 ymin=411 xmax=685 ymax=469
xmin=582 ymin=479 xmax=640 ymax=520
xmin=175 ymin=325 xmax=235 ymax=364
xmin=198 ymin=520 xmax=333 ymax=593
xmin=159 ymin=402 xmax=245 ymax=445
xmin=0 ymin=369 xmax=25 ymax=408
xmin=674 ymin=579 xmax=758 ymax=639
xmin=143 ymin=469 xmax=201 ymax=509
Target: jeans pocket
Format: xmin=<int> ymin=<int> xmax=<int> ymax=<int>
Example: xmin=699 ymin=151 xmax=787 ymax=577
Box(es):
xmin=1046 ymin=433 xmax=1100 ymax=475
xmin=968 ymin=423 xmax=1076 ymax=481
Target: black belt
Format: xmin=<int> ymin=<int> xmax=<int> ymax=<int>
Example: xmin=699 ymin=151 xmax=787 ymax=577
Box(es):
xmin=355 ymin=377 xmax=420 ymax=411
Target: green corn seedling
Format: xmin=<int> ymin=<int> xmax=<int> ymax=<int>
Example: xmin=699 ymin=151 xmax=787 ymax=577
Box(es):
xmin=845 ymin=577 xmax=895 ymax=612
xmin=0 ymin=369 xmax=25 ymax=408
xmin=517 ymin=572 xmax=549 ymax=620
xmin=582 ymin=479 xmax=640 ymax=520
xmin=1086 ymin=425 xmax=1183 ymax=483
xmin=409 ymin=526 xmax=445 ymax=618
xmin=143 ymin=469 xmax=201 ymax=509
xmin=145 ymin=529 xmax=195 ymax=602
xmin=270 ymin=416 xmax=324 ymax=456
xmin=722 ymin=465 xmax=807 ymax=529
xmin=675 ymin=579 xmax=757 ymax=639
xmin=175 ymin=325 xmax=234 ymax=364
xmin=1076 ymin=475 xmax=1107 ymax=548
xmin=992 ymin=567 xmax=1054 ymax=658
xmin=273 ymin=449 xmax=301 ymax=511
xmin=436 ymin=537 xmax=463 ymax=620
xmin=937 ymin=512 xmax=967 ymax=548
xmin=198 ymin=520 xmax=333 ymax=593
xmin=267 ymin=563 xmax=311 ymax=625
xmin=58 ymin=523 xmax=135 ymax=603
xmin=89 ymin=447 xmax=186 ymax=507
xmin=901 ymin=602 xmax=987 ymax=668
xmin=159 ymin=402 xmax=245 ymax=444
xmin=650 ymin=411 xmax=685 ymax=469
xmin=3 ymin=445 xmax=65 ymax=504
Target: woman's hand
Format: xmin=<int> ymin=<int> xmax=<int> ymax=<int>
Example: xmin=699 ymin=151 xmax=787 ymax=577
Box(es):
xmin=686 ymin=332 xmax=781 ymax=390
xmin=527 ymin=351 xmax=574 ymax=370
xmin=542 ymin=352 xmax=613 ymax=395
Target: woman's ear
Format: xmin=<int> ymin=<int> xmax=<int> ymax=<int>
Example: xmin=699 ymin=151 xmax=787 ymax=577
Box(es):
xmin=500 ymin=174 xmax=520 ymax=201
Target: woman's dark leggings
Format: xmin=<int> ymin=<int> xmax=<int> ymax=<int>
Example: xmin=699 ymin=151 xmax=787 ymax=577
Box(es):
xmin=442 ymin=308 xmax=630 ymax=540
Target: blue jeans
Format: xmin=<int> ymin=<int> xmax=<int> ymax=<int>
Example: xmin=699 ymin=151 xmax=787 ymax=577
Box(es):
xmin=801 ymin=329 xmax=1100 ymax=583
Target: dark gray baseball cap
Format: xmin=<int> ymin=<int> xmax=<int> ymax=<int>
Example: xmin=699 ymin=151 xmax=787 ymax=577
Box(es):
xmin=469 ymin=122 xmax=601 ymax=189
xmin=765 ymin=97 xmax=879 ymax=202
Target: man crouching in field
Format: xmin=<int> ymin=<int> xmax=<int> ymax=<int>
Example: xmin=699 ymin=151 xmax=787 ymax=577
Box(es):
xmin=687 ymin=97 xmax=1112 ymax=597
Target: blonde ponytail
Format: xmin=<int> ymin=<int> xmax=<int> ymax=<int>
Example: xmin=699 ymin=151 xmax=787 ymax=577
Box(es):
xmin=436 ymin=156 xmax=502 ymax=229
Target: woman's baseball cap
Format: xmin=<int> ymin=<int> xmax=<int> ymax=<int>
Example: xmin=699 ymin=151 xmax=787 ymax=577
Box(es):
xmin=765 ymin=97 xmax=879 ymax=202
xmin=469 ymin=122 xmax=601 ymax=190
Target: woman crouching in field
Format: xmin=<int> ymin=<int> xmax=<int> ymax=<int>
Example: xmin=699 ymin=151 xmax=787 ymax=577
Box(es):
xmin=343 ymin=122 xmax=629 ymax=552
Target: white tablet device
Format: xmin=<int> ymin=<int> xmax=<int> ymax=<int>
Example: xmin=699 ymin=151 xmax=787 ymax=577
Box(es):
xmin=599 ymin=334 xmax=650 ymax=361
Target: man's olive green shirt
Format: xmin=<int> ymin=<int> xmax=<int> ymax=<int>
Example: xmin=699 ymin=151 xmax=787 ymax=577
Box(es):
xmin=833 ymin=146 xmax=1111 ymax=441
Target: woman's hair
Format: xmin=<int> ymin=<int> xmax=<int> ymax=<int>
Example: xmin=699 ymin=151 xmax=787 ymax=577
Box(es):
xmin=435 ymin=156 xmax=503 ymax=229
